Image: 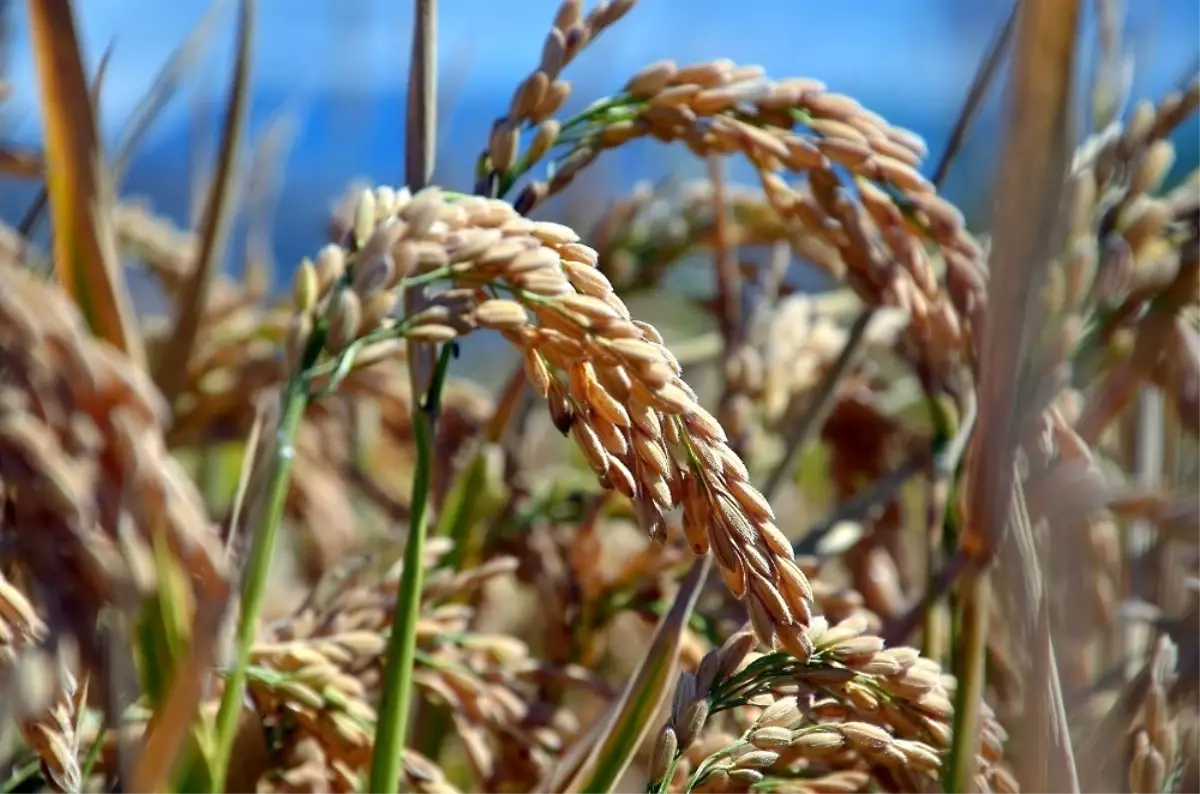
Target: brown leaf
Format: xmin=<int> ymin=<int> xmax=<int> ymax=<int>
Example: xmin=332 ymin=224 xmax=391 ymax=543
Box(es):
xmin=153 ymin=0 xmax=255 ymax=402
xmin=26 ymin=0 xmax=145 ymax=367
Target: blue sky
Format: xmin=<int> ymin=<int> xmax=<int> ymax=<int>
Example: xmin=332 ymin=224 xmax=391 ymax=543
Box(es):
xmin=5 ymin=1 xmax=1196 ymax=146
xmin=2 ymin=1 xmax=1197 ymax=284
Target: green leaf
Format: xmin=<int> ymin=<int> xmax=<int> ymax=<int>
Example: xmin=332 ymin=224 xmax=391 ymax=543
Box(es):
xmin=549 ymin=556 xmax=712 ymax=794
xmin=129 ymin=521 xmax=225 ymax=793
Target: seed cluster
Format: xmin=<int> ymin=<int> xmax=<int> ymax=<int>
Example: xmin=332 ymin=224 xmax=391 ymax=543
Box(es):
xmin=1127 ymin=637 xmax=1184 ymax=794
xmin=489 ymin=56 xmax=991 ymax=388
xmin=1064 ymin=77 xmax=1200 ymax=445
xmin=287 ymin=185 xmax=818 ymax=656
xmin=19 ymin=665 xmax=83 ymax=794
xmin=0 ymin=574 xmax=82 ymax=794
xmin=0 ymin=265 xmax=229 ymax=669
xmin=481 ymin=0 xmax=638 ymax=196
xmin=247 ymin=540 xmax=579 ymax=792
xmin=651 ymin=615 xmax=1015 ymax=794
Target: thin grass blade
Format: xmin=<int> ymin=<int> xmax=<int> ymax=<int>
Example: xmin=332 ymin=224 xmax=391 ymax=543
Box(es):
xmin=154 ymin=0 xmax=254 ymax=402
xmin=950 ymin=0 xmax=1081 ymax=790
xmin=961 ymin=0 xmax=1079 ymax=564
xmin=112 ymin=0 xmax=230 ymax=182
xmin=241 ymin=109 xmax=297 ymax=289
xmin=436 ymin=365 xmax=526 ymax=569
xmin=17 ymin=38 xmax=111 ymax=244
xmin=25 ymin=0 xmax=145 ymax=366
xmin=556 ymin=556 xmax=712 ymax=794
xmin=404 ymin=0 xmax=439 ymax=403
xmin=129 ymin=533 xmax=228 ymax=793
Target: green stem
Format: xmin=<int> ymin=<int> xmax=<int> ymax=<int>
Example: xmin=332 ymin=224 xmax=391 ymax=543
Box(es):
xmin=369 ymin=343 xmax=456 ymax=794
xmin=494 ymin=95 xmax=635 ymax=199
xmin=945 ymin=571 xmax=990 ymax=793
xmin=650 ymin=750 xmax=684 ymax=794
xmin=210 ymin=361 xmax=314 ymax=791
xmin=436 ymin=451 xmax=489 ymax=558
xmin=1 ymin=759 xmax=41 ymax=794
xmin=80 ymin=723 xmax=107 ymax=784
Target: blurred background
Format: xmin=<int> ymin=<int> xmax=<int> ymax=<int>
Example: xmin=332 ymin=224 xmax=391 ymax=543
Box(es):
xmin=1 ymin=0 xmax=1197 ymax=385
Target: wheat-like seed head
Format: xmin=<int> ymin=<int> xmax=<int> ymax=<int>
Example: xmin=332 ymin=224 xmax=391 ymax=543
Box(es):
xmin=1124 ymin=635 xmax=1196 ymax=794
xmin=0 ymin=264 xmax=229 ymax=671
xmin=17 ymin=663 xmax=83 ymax=794
xmin=0 ymin=573 xmax=83 ymax=794
xmin=1064 ymin=78 xmax=1200 ymax=446
xmin=652 ymin=615 xmax=1016 ymax=794
xmin=247 ymin=541 xmax=580 ymax=792
xmin=286 ymin=185 xmax=818 ymax=657
xmin=481 ymin=0 xmax=639 ymax=194
xmin=113 ymin=199 xmax=506 ymax=584
xmin=0 ymin=573 xmax=44 ymax=664
xmin=484 ymin=56 xmax=990 ymax=391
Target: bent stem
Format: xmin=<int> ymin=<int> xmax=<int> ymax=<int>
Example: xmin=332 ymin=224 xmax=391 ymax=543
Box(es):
xmin=370 ymin=343 xmax=456 ymax=794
